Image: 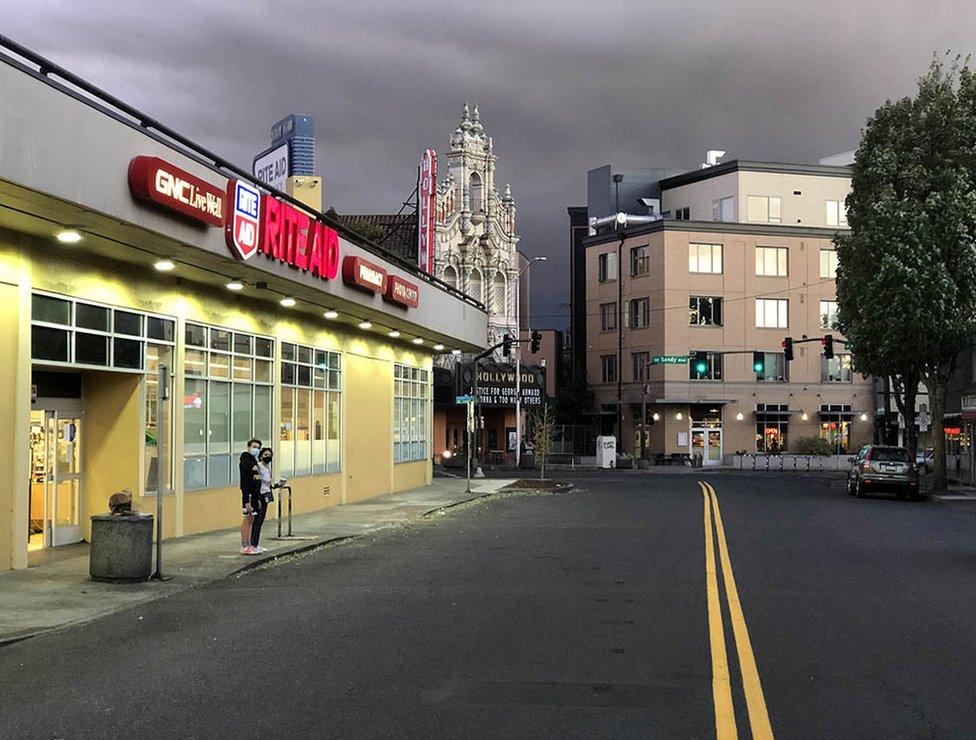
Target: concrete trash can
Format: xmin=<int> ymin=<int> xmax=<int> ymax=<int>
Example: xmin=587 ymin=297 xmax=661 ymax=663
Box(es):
xmin=89 ymin=514 xmax=153 ymax=583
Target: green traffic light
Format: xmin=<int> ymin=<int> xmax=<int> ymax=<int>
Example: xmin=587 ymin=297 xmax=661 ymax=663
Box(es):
xmin=753 ymin=360 xmax=764 ymax=372
xmin=694 ymin=361 xmax=708 ymax=374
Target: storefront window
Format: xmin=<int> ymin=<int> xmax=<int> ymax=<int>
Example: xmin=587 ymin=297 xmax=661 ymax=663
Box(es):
xmin=394 ymin=364 xmax=430 ymax=463
xmin=30 ymin=291 xmax=173 ymax=372
xmin=820 ymin=421 xmax=851 ymax=454
xmin=279 ymin=343 xmax=341 ymax=477
xmin=145 ymin=343 xmax=176 ymax=495
xmin=183 ymin=323 xmax=274 ymax=491
xmin=755 ymin=406 xmax=789 ymax=452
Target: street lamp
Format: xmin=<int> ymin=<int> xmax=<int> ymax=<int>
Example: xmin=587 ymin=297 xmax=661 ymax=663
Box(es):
xmin=515 ymin=255 xmax=548 ymax=469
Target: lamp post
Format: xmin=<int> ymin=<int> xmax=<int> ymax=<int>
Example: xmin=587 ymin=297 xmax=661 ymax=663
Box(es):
xmin=515 ymin=255 xmax=547 ymax=469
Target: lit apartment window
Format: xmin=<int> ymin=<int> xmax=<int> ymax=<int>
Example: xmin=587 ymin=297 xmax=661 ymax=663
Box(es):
xmin=689 ymin=243 xmax=723 ymax=274
xmin=757 ymin=352 xmax=788 ymax=382
xmin=755 ymin=246 xmax=788 ymax=276
xmin=600 ymin=354 xmax=618 ymax=383
xmin=822 ymin=353 xmax=853 ymax=382
xmin=630 ymin=245 xmax=650 ymax=276
xmin=689 ymin=296 xmax=723 ymax=326
xmin=598 ymin=252 xmax=618 ymax=282
xmin=756 ymin=299 xmax=788 ymax=329
xmin=629 ymin=298 xmax=650 ymax=329
xmin=826 ymin=200 xmax=849 ymax=227
xmin=820 ymin=249 xmax=839 ymax=278
xmin=600 ymin=302 xmax=617 ymax=331
xmin=632 ymin=351 xmax=650 ymax=382
xmin=689 ymin=351 xmax=723 ymax=381
xmin=712 ymin=197 xmax=733 ymax=222
xmin=820 ymin=300 xmax=839 ymax=329
xmin=747 ymin=196 xmax=782 ymax=223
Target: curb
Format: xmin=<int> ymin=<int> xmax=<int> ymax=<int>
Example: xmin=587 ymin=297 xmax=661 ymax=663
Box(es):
xmin=0 ymin=489 xmax=512 ymax=650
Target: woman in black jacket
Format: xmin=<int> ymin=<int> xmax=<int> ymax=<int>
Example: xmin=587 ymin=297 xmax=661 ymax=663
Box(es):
xmin=239 ymin=438 xmax=263 ymax=555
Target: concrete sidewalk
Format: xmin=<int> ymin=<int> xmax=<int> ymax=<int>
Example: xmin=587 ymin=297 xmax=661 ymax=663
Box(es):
xmin=0 ymin=478 xmax=514 ymax=646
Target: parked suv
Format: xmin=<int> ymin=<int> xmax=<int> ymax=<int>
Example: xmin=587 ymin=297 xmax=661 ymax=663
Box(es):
xmin=847 ymin=445 xmax=920 ymax=499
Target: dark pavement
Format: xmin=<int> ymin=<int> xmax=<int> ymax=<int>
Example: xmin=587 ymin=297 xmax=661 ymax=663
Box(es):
xmin=3 ymin=473 xmax=976 ymax=738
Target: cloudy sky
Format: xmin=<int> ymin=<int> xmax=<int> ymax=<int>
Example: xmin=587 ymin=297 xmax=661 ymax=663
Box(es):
xmin=4 ymin=1 xmax=975 ymax=326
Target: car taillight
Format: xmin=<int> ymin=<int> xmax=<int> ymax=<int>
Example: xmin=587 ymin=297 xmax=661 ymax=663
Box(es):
xmin=862 ymin=462 xmax=871 ymax=472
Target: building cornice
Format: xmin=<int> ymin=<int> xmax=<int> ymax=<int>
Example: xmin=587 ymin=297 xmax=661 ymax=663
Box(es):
xmin=582 ymin=219 xmax=851 ymax=247
xmin=658 ymin=160 xmax=852 ymax=190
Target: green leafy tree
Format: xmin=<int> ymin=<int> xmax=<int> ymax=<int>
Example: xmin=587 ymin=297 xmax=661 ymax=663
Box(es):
xmin=836 ymin=54 xmax=976 ymax=492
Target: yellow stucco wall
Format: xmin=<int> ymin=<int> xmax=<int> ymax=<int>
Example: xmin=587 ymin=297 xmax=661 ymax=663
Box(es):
xmin=0 ymin=234 xmax=434 ymax=569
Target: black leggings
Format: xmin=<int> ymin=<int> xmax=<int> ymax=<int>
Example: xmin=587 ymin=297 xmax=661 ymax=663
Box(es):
xmin=250 ymin=496 xmax=268 ymax=547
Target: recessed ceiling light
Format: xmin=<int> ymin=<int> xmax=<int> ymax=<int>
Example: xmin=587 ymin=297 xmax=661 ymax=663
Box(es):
xmin=388 ymin=330 xmax=401 ymax=338
xmin=358 ymin=320 xmax=373 ymax=330
xmin=226 ymin=279 xmax=244 ymax=291
xmin=451 ymin=349 xmax=462 ymax=356
xmin=323 ymin=310 xmax=339 ymax=319
xmin=433 ymin=344 xmax=445 ymax=351
xmin=56 ymin=229 xmax=83 ymax=244
xmin=412 ymin=337 xmax=424 ymax=345
xmin=280 ymin=297 xmax=296 ymax=307
xmin=154 ymin=259 xmax=175 ymax=272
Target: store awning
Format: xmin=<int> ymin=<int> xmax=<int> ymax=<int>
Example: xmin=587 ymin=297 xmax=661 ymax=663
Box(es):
xmin=818 ymin=409 xmax=857 ymax=421
xmin=653 ymin=398 xmax=738 ymax=405
xmin=754 ymin=409 xmax=800 ymax=420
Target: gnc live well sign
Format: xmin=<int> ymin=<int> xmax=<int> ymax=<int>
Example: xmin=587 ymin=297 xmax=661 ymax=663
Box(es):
xmin=128 ymin=156 xmax=225 ymax=226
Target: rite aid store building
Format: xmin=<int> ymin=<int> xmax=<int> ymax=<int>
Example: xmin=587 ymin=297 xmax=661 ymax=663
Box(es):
xmin=0 ymin=43 xmax=487 ymax=570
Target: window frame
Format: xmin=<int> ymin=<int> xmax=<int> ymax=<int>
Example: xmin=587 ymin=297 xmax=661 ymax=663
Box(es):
xmin=629 ymin=297 xmax=650 ymax=329
xmin=820 ymin=249 xmax=839 ymax=279
xmin=755 ymin=298 xmax=789 ymax=329
xmin=689 ymin=351 xmax=723 ymax=381
xmin=689 ymin=295 xmax=723 ymax=327
xmin=820 ymin=300 xmax=839 ymax=330
xmin=746 ymin=195 xmax=782 ymax=224
xmin=630 ymin=245 xmax=650 ymax=277
xmin=279 ymin=342 xmax=342 ymax=477
xmin=754 ymin=246 xmax=789 ymax=277
xmin=600 ymin=302 xmax=617 ymax=332
xmin=689 ymin=243 xmax=723 ymax=274
xmin=600 ymin=354 xmax=618 ymax=384
xmin=394 ymin=363 xmax=431 ymax=463
xmin=821 ymin=353 xmax=854 ymax=383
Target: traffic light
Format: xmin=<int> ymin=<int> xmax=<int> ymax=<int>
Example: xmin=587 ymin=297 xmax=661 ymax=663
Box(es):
xmin=692 ymin=351 xmax=709 ymax=377
xmin=822 ymin=334 xmax=834 ymax=359
xmin=782 ymin=337 xmax=794 ymax=362
xmin=530 ymin=330 xmax=542 ymax=354
xmin=752 ymin=351 xmax=765 ymax=379
xmin=502 ymin=333 xmax=512 ymax=357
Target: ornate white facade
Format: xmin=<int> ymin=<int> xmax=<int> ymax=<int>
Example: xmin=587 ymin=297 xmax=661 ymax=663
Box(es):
xmin=435 ymin=103 xmax=520 ymax=350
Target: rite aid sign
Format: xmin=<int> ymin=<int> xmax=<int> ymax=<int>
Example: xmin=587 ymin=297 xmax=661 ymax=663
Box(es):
xmin=128 ymin=156 xmax=421 ymax=306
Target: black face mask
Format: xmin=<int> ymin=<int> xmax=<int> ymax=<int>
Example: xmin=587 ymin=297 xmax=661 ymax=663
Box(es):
xmin=261 ymin=457 xmax=272 ymax=464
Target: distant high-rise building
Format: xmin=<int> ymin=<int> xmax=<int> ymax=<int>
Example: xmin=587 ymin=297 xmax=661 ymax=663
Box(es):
xmin=269 ymin=113 xmax=315 ymax=176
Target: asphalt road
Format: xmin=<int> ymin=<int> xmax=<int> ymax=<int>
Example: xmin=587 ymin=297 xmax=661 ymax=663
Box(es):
xmin=3 ymin=473 xmax=976 ymax=738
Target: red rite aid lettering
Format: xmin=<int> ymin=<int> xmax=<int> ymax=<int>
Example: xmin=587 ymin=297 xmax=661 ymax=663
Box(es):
xmin=128 ymin=156 xmax=225 ymax=226
xmin=225 ymin=179 xmax=339 ymax=280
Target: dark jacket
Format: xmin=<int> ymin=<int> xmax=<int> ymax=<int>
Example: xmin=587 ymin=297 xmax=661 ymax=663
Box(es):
xmin=239 ymin=451 xmax=262 ymax=507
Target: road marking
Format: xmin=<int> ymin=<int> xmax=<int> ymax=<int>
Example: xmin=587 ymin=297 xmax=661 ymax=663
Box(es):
xmin=700 ymin=481 xmax=738 ymax=740
xmin=704 ymin=481 xmax=775 ymax=740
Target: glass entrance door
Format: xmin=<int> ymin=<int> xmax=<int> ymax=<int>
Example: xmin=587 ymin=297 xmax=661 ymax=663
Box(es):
xmin=28 ymin=409 xmax=83 ymax=548
xmin=691 ymin=426 xmax=723 ymax=466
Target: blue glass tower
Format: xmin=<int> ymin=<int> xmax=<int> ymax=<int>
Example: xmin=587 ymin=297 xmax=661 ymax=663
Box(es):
xmin=269 ymin=114 xmax=314 ymax=176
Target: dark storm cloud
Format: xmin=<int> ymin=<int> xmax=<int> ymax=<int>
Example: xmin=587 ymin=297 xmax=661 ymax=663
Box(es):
xmin=5 ymin=0 xmax=975 ymax=325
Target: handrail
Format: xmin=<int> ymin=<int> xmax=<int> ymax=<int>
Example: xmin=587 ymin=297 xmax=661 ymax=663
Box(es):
xmin=0 ymin=34 xmax=485 ymax=312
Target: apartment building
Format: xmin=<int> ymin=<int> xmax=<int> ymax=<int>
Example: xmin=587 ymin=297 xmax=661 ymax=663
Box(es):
xmin=580 ymin=159 xmax=874 ymax=463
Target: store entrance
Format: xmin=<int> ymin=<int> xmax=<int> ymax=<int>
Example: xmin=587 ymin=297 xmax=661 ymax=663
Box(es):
xmin=29 ymin=404 xmax=84 ymax=549
xmin=691 ymin=406 xmax=723 ymax=466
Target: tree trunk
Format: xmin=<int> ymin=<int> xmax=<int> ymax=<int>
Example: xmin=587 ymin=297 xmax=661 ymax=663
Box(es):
xmin=926 ymin=367 xmax=951 ymax=494
xmin=890 ymin=372 xmax=920 ymax=459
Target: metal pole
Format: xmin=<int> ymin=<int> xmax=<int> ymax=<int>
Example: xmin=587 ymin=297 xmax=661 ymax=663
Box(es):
xmin=466 ymin=400 xmax=473 ymax=493
xmin=287 ymin=486 xmax=293 ymax=537
xmin=152 ymin=364 xmax=170 ymax=581
xmin=640 ymin=383 xmax=647 ymax=461
xmin=277 ymin=485 xmax=282 ymax=538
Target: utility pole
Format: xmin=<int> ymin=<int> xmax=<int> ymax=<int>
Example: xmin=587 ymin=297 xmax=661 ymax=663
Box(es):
xmin=151 ymin=364 xmax=171 ymax=582
xmin=613 ymin=174 xmax=624 ymax=450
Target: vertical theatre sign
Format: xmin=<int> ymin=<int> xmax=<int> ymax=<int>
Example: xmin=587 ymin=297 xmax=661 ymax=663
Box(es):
xmin=418 ymin=149 xmax=437 ymax=274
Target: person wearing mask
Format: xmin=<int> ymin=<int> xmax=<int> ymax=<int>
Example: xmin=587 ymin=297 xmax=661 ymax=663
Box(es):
xmin=239 ymin=438 xmax=262 ymax=555
xmin=251 ymin=447 xmax=275 ymax=553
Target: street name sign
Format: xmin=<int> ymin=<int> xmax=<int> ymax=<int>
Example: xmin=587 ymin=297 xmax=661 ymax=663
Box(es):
xmin=652 ymin=355 xmax=689 ymax=365
xmin=455 ymin=395 xmax=477 ymax=404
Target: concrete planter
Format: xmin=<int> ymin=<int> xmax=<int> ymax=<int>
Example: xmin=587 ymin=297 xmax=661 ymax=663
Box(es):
xmin=89 ymin=514 xmax=153 ymax=583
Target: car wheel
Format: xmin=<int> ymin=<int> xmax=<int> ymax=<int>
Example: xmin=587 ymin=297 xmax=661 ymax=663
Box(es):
xmin=855 ymin=479 xmax=866 ymax=499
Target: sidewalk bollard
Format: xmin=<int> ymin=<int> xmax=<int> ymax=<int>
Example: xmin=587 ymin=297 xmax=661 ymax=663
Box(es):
xmin=275 ymin=485 xmax=294 ymax=538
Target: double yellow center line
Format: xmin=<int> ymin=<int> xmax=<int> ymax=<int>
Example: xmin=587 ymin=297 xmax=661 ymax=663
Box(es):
xmin=700 ymin=481 xmax=774 ymax=740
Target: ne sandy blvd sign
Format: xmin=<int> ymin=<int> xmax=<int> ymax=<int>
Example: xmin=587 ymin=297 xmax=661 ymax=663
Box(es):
xmin=652 ymin=355 xmax=689 ymax=365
